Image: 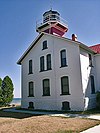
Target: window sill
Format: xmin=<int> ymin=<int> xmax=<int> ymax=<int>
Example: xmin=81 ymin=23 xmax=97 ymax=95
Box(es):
xmin=60 ymin=65 xmax=68 ymax=68
xmin=89 ymin=65 xmax=94 ymax=67
xmin=46 ymin=68 xmax=52 ymax=71
xmin=42 ymin=95 xmax=50 ymax=97
xmin=40 ymin=70 xmax=45 ymax=72
xmin=28 ymin=72 xmax=33 ymax=75
xmin=60 ymin=93 xmax=70 ymax=96
xmin=40 ymin=69 xmax=52 ymax=72
xmin=42 ymin=47 xmax=48 ymax=50
xmin=28 ymin=95 xmax=34 ymax=97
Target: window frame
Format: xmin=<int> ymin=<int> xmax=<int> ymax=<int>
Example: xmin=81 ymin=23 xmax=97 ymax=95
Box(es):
xmin=62 ymin=101 xmax=70 ymax=110
xmin=29 ymin=60 xmax=33 ymax=74
xmin=89 ymin=54 xmax=93 ymax=67
xmin=42 ymin=40 xmax=48 ymax=50
xmin=28 ymin=81 xmax=34 ymax=97
xmin=28 ymin=102 xmax=34 ymax=109
xmin=40 ymin=56 xmax=45 ymax=72
xmin=90 ymin=75 xmax=95 ymax=94
xmin=42 ymin=79 xmax=50 ymax=96
xmin=61 ymin=76 xmax=70 ymax=95
xmin=60 ymin=49 xmax=67 ymax=67
xmin=47 ymin=54 xmax=52 ymax=70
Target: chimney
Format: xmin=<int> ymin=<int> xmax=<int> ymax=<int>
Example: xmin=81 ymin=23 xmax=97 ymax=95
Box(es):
xmin=72 ymin=34 xmax=77 ymax=41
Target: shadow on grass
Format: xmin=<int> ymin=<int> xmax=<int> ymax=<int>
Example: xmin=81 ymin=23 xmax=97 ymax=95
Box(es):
xmin=0 ymin=106 xmax=100 ymax=120
xmin=0 ymin=108 xmax=43 ymax=119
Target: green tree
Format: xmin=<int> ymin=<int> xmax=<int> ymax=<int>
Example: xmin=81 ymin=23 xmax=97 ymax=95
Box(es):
xmin=2 ymin=76 xmax=14 ymax=106
xmin=0 ymin=78 xmax=3 ymax=106
xmin=0 ymin=78 xmax=2 ymax=88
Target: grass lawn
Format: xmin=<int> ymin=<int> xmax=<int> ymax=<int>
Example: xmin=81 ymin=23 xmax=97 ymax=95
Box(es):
xmin=0 ymin=109 xmax=100 ymax=133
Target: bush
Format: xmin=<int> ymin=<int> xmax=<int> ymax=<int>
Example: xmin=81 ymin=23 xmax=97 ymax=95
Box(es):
xmin=0 ymin=76 xmax=14 ymax=106
xmin=96 ymin=91 xmax=100 ymax=109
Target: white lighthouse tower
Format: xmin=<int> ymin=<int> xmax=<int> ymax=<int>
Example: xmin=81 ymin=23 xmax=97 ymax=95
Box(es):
xmin=36 ymin=9 xmax=68 ymax=36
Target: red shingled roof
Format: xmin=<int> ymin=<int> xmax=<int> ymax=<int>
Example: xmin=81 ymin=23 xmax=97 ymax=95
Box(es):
xmin=89 ymin=44 xmax=100 ymax=54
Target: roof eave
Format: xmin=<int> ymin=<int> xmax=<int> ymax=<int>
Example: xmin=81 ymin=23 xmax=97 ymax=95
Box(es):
xmin=79 ymin=43 xmax=96 ymax=54
xmin=17 ymin=33 xmax=44 ymax=65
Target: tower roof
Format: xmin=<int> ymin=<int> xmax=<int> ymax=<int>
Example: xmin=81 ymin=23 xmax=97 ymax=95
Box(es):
xmin=43 ymin=10 xmax=60 ymax=16
xmin=36 ymin=9 xmax=68 ymax=36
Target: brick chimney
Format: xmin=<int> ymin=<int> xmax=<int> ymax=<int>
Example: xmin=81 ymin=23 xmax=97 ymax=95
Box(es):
xmin=72 ymin=34 xmax=77 ymax=41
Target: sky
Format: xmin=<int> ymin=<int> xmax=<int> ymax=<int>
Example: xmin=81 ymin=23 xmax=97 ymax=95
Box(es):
xmin=0 ymin=0 xmax=100 ymax=98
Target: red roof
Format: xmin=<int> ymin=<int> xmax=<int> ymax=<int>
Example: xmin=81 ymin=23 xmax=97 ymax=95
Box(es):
xmin=89 ymin=44 xmax=100 ymax=54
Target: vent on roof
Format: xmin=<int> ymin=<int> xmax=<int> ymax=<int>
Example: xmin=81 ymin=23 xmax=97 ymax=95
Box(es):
xmin=72 ymin=34 xmax=77 ymax=41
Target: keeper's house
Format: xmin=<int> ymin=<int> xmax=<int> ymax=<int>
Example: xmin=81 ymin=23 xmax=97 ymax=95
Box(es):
xmin=17 ymin=10 xmax=100 ymax=111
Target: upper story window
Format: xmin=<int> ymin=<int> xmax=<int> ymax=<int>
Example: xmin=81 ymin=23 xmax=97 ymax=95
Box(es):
xmin=40 ymin=56 xmax=45 ymax=72
xmin=89 ymin=54 xmax=93 ymax=67
xmin=47 ymin=54 xmax=52 ymax=70
xmin=43 ymin=79 xmax=50 ymax=96
xmin=61 ymin=76 xmax=70 ymax=95
xmin=29 ymin=60 xmax=33 ymax=74
xmin=60 ymin=49 xmax=67 ymax=67
xmin=42 ymin=40 xmax=48 ymax=50
xmin=90 ymin=75 xmax=95 ymax=94
xmin=28 ymin=82 xmax=34 ymax=97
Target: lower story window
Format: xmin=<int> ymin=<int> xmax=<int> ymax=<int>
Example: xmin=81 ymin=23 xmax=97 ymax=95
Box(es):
xmin=90 ymin=75 xmax=95 ymax=94
xmin=62 ymin=101 xmax=70 ymax=110
xmin=43 ymin=79 xmax=50 ymax=96
xmin=28 ymin=82 xmax=34 ymax=97
xmin=28 ymin=102 xmax=34 ymax=109
xmin=61 ymin=76 xmax=70 ymax=95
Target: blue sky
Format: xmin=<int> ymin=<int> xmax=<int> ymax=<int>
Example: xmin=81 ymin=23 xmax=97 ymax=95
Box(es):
xmin=0 ymin=0 xmax=100 ymax=98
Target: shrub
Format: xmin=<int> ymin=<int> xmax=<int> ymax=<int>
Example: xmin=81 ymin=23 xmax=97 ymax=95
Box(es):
xmin=0 ymin=76 xmax=14 ymax=106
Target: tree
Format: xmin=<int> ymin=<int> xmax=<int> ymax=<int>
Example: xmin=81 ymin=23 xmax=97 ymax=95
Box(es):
xmin=2 ymin=76 xmax=14 ymax=106
xmin=0 ymin=78 xmax=2 ymax=88
xmin=0 ymin=78 xmax=3 ymax=106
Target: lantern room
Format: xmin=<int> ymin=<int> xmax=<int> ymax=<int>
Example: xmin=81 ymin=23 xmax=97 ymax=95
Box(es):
xmin=36 ymin=10 xmax=68 ymax=36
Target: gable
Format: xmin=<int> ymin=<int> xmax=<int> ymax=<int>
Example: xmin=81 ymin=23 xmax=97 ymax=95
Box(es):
xmin=17 ymin=33 xmax=44 ymax=65
xmin=17 ymin=32 xmax=95 ymax=65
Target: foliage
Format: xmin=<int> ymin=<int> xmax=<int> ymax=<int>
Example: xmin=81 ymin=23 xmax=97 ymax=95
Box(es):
xmin=0 ymin=78 xmax=3 ymax=106
xmin=0 ymin=76 xmax=14 ymax=106
xmin=96 ymin=91 xmax=100 ymax=109
xmin=0 ymin=78 xmax=2 ymax=88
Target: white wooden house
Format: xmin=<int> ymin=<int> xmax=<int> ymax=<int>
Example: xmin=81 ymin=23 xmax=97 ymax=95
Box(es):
xmin=17 ymin=10 xmax=100 ymax=111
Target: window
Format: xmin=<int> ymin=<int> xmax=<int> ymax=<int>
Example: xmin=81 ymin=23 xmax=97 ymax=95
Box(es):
xmin=62 ymin=101 xmax=70 ymax=110
xmin=43 ymin=40 xmax=47 ymax=50
xmin=89 ymin=54 xmax=93 ymax=67
xmin=29 ymin=60 xmax=33 ymax=74
xmin=28 ymin=102 xmax=34 ymax=109
xmin=43 ymin=79 xmax=50 ymax=96
xmin=61 ymin=76 xmax=70 ymax=95
xmin=40 ymin=56 xmax=45 ymax=71
xmin=47 ymin=54 xmax=51 ymax=70
xmin=29 ymin=82 xmax=34 ymax=97
xmin=90 ymin=75 xmax=95 ymax=94
xmin=60 ymin=49 xmax=67 ymax=67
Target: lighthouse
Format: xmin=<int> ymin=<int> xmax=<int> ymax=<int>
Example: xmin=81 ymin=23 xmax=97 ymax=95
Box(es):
xmin=36 ymin=9 xmax=68 ymax=36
